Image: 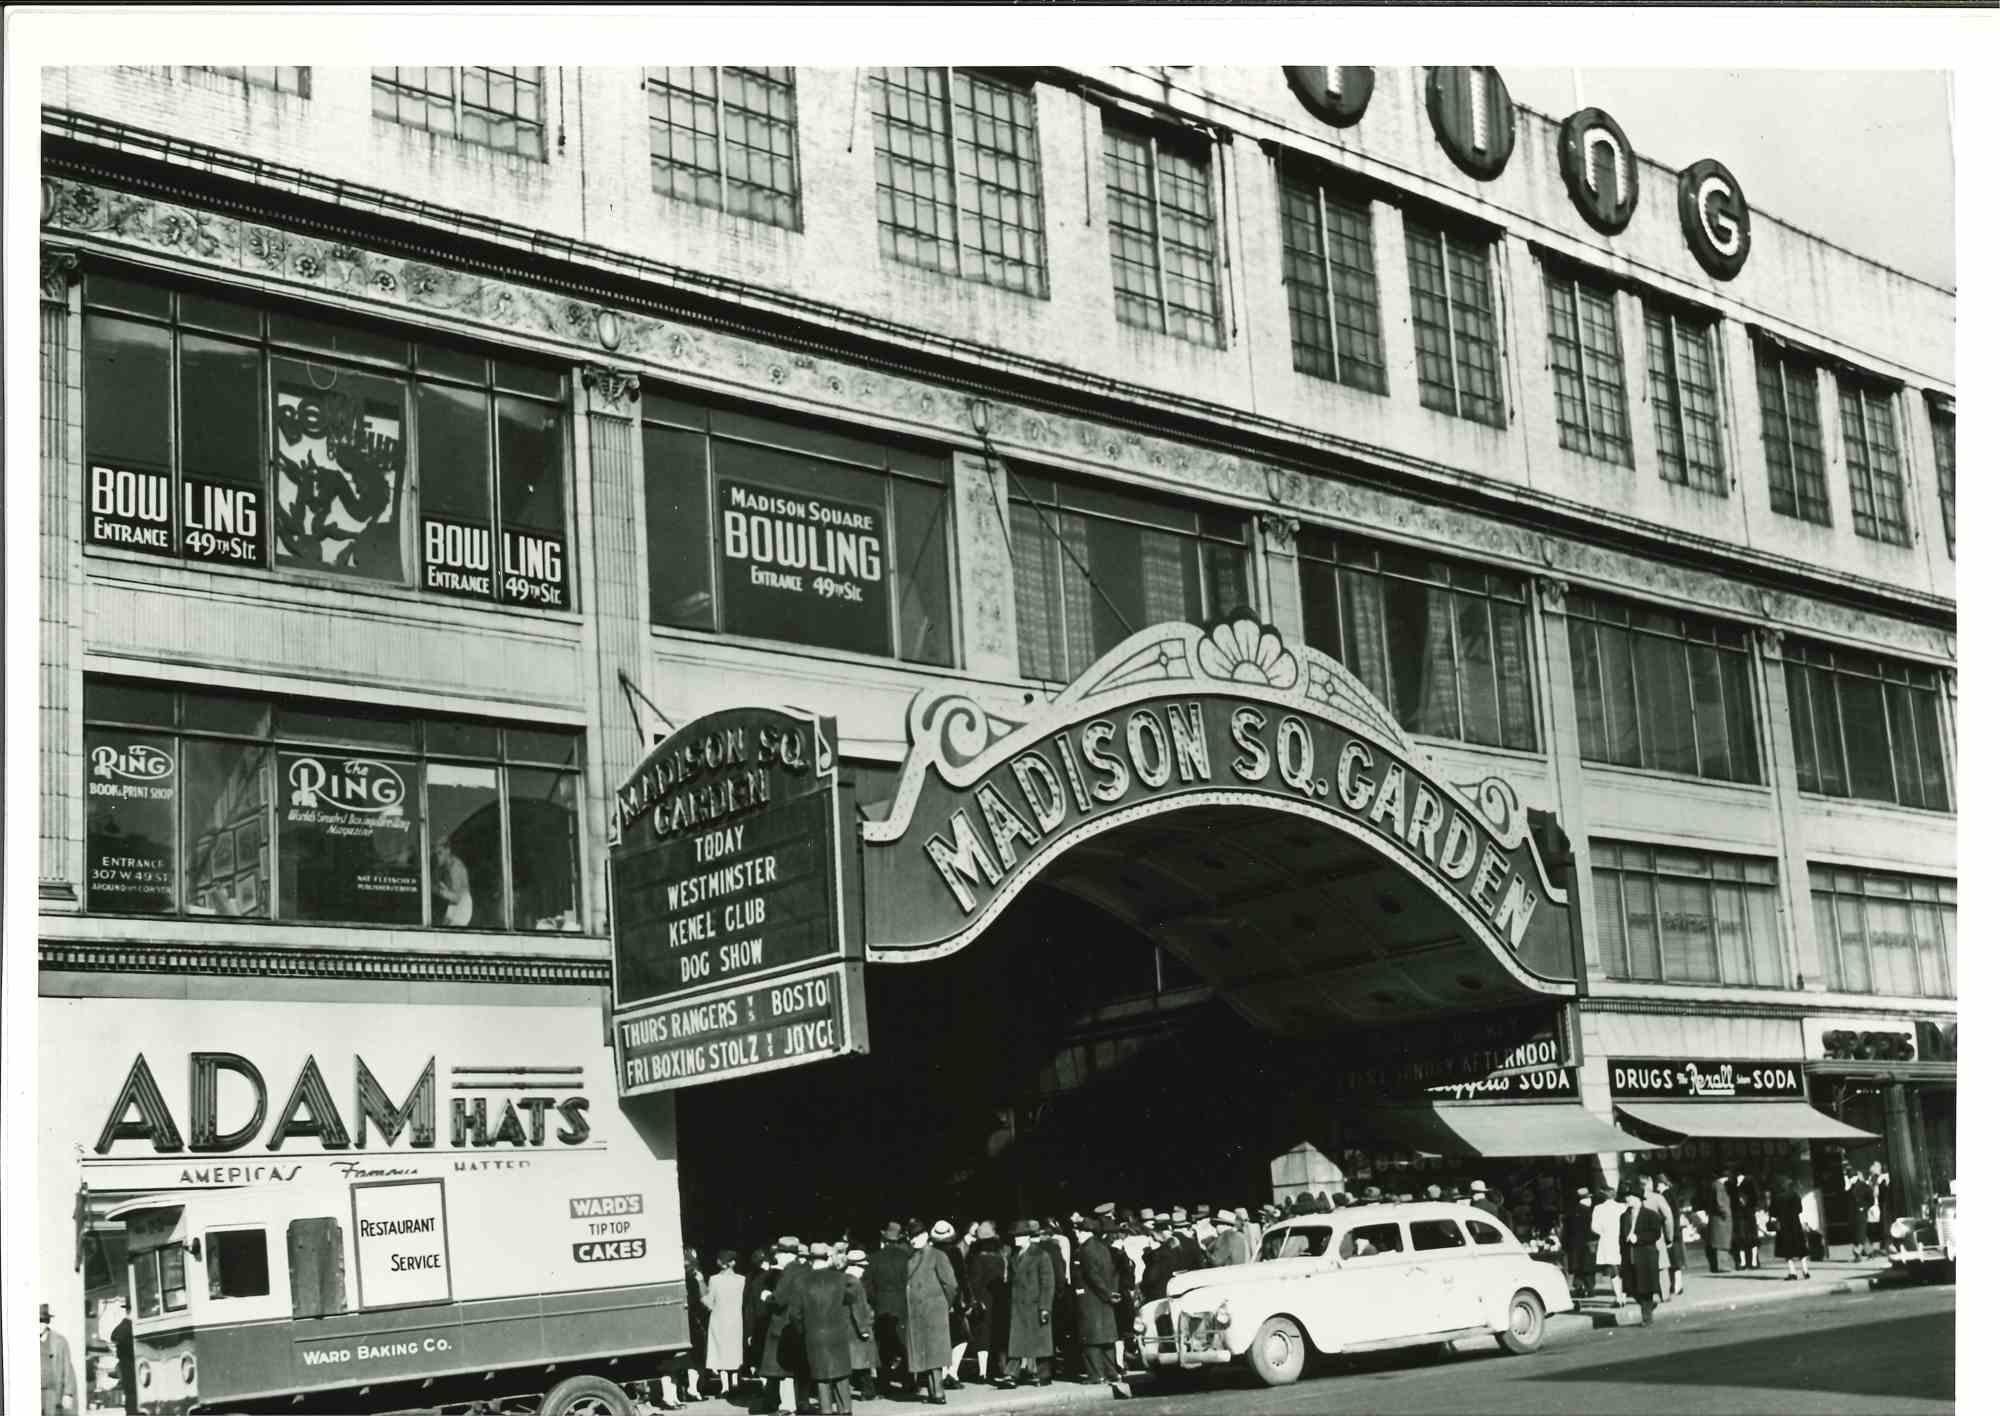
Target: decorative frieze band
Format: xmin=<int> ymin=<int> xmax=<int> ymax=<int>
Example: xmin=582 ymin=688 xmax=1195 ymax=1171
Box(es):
xmin=39 ymin=173 xmax=1952 ymax=667
xmin=39 ymin=936 xmax=613 ymax=986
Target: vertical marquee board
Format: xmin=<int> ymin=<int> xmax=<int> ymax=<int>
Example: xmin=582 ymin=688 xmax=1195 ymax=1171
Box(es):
xmin=608 ymin=705 xmax=867 ymax=1096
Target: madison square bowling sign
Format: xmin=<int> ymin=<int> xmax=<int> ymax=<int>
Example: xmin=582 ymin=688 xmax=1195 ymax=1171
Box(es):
xmin=609 ymin=706 xmax=866 ymax=1095
xmin=862 ymin=618 xmax=1576 ymax=985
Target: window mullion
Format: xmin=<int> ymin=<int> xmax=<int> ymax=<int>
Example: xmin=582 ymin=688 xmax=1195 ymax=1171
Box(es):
xmin=1681 ymin=637 xmax=1704 ymax=776
xmin=1316 ymin=186 xmax=1340 ymax=383
xmin=943 ymin=68 xmax=966 ymax=278
xmin=1147 ymin=135 xmax=1171 ymax=332
xmin=1878 ymin=675 xmax=1905 ymax=806
xmin=713 ymin=68 xmax=732 ymax=204
xmin=1437 ymin=233 xmax=1462 ymax=417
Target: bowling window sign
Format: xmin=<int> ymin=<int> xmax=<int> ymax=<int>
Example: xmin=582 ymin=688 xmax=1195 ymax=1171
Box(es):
xmin=79 ymin=267 xmax=572 ymax=612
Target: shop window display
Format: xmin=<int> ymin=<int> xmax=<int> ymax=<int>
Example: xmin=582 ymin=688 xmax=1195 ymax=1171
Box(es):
xmin=80 ymin=267 xmax=570 ymax=609
xmin=83 ymin=679 xmax=582 ymax=933
xmin=643 ymin=394 xmax=956 ymax=666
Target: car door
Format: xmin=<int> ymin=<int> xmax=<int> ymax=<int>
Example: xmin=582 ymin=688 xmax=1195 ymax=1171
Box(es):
xmin=1406 ymin=1217 xmax=1482 ymax=1331
xmin=1326 ymin=1219 xmax=1418 ymax=1346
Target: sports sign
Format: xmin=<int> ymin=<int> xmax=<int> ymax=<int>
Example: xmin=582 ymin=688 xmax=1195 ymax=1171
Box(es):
xmin=86 ymin=464 xmax=175 ymax=556
xmin=610 ymin=706 xmax=867 ymax=1095
xmin=716 ymin=480 xmax=890 ymax=656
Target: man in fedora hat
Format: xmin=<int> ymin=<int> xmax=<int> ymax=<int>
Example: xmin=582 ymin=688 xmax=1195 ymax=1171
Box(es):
xmin=1470 ymin=1179 xmax=1505 ymax=1221
xmin=998 ymin=1220 xmax=1054 ymax=1390
xmin=1210 ymin=1209 xmax=1252 ymax=1268
xmin=757 ymin=1238 xmax=809 ymax=1416
xmin=841 ymin=1249 xmax=879 ymax=1401
xmin=40 ymin=1303 xmax=77 ymax=1416
xmin=866 ymin=1221 xmax=913 ymax=1397
xmin=1071 ymin=1218 xmax=1129 ymax=1399
xmin=792 ymin=1243 xmax=864 ymax=1416
xmin=905 ymin=1221 xmax=959 ymax=1405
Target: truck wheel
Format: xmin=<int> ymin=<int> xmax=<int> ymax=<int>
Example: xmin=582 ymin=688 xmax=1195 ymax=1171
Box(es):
xmin=1248 ymin=1316 xmax=1307 ymax=1386
xmin=1497 ymin=1290 xmax=1546 ymax=1355
xmin=537 ymin=1374 xmax=633 ymax=1416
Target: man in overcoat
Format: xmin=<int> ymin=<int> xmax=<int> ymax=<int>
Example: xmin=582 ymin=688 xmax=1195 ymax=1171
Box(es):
xmin=905 ymin=1222 xmax=960 ymax=1405
xmin=1071 ymin=1219 xmax=1129 ymax=1398
xmin=40 ymin=1304 xmax=77 ymax=1416
xmin=1708 ymin=1168 xmax=1735 ymax=1272
xmin=1209 ymin=1210 xmax=1253 ymax=1268
xmin=757 ymin=1238 xmax=809 ymax=1416
xmin=791 ymin=1243 xmax=865 ymax=1415
xmin=965 ymin=1222 xmax=1009 ymax=1383
xmin=1036 ymin=1217 xmax=1071 ymax=1383
xmin=997 ymin=1220 xmax=1054 ymax=1390
xmin=842 ymin=1250 xmax=879 ymax=1400
xmin=1140 ymin=1226 xmax=1177 ymax=1303
xmin=866 ymin=1221 xmax=914 ymax=1396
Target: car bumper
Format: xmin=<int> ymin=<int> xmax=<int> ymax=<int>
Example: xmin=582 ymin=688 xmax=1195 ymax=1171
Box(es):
xmin=1135 ymin=1303 xmax=1236 ymax=1369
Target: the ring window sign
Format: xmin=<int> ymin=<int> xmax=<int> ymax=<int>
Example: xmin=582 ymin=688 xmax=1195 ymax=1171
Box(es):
xmin=642 ymin=393 xmax=956 ymax=667
xmin=82 ymin=677 xmax=583 ymax=931
xmin=81 ymin=266 xmax=571 ymax=610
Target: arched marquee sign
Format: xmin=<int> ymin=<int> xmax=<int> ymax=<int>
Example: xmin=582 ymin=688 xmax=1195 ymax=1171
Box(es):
xmin=1426 ymin=66 xmax=1515 ymax=181
xmin=1679 ymin=156 xmax=1752 ymax=280
xmin=1284 ymin=66 xmax=1375 ymax=128
xmin=861 ymin=618 xmax=1576 ymax=990
xmin=1559 ymin=107 xmax=1638 ymax=235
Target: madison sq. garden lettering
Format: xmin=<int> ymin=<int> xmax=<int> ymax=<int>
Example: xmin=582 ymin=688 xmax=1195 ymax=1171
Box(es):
xmin=922 ymin=698 xmax=1541 ymax=948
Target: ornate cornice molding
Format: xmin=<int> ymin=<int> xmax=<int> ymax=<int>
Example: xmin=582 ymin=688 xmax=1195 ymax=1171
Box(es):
xmin=40 ymin=244 xmax=79 ymax=302
xmin=38 ymin=170 xmax=1954 ymax=664
xmin=39 ymin=936 xmax=612 ymax=985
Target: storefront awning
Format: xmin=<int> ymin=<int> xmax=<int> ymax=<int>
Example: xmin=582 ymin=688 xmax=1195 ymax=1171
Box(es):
xmin=1615 ymin=1101 xmax=1877 ymax=1142
xmin=1355 ymin=1103 xmax=1660 ymax=1158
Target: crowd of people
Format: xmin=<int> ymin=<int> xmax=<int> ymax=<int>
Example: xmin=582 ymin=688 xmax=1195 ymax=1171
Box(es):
xmin=650 ymin=1157 xmax=1897 ymax=1414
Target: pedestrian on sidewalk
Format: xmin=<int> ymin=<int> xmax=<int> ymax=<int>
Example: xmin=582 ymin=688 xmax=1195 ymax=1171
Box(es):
xmin=1866 ymin=1162 xmax=1893 ymax=1257
xmin=706 ymin=1250 xmax=747 ymax=1400
xmin=1629 ymin=1187 xmax=1665 ymax=1325
xmin=1590 ymin=1186 xmax=1626 ymax=1305
xmin=905 ymin=1222 xmax=960 ymax=1406
xmin=1563 ymin=1188 xmax=1596 ymax=1300
xmin=998 ymin=1220 xmax=1054 ymax=1390
xmin=965 ymin=1222 xmax=1007 ymax=1384
xmin=866 ymin=1222 xmax=913 ymax=1397
xmin=1772 ymin=1177 xmax=1811 ymax=1281
xmin=1072 ymin=1219 xmax=1129 ymax=1400
xmin=842 ymin=1250 xmax=879 ymax=1401
xmin=1842 ymin=1160 xmax=1873 ymax=1260
xmin=1730 ymin=1170 xmax=1761 ymax=1270
xmin=1706 ymin=1169 xmax=1734 ymax=1273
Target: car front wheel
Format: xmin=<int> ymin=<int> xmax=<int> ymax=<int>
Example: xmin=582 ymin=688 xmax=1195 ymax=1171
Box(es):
xmin=1248 ymin=1316 xmax=1307 ymax=1386
xmin=1497 ymin=1289 xmax=1546 ymax=1355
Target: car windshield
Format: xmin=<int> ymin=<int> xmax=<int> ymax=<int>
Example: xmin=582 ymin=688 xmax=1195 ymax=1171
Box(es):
xmin=1261 ymin=1224 xmax=1332 ymax=1260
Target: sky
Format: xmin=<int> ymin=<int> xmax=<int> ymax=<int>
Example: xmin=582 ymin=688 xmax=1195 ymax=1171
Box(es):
xmin=1505 ymin=67 xmax=1954 ymax=289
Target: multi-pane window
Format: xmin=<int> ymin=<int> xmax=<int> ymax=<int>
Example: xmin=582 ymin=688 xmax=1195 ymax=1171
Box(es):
xmin=82 ymin=267 xmax=571 ymax=609
xmin=1102 ymin=118 xmax=1222 ymax=345
xmin=82 ymin=679 xmax=582 ymax=931
xmin=1928 ymin=399 xmax=1955 ymax=557
xmin=1545 ymin=268 xmax=1632 ymax=465
xmin=1298 ymin=531 xmax=1536 ymax=751
xmin=1591 ymin=842 xmax=1785 ymax=987
xmin=194 ymin=66 xmax=309 ymax=96
xmin=1566 ymin=590 xmax=1760 ymax=784
xmin=1754 ymin=341 xmax=1830 ymax=524
xmin=1810 ymin=865 xmax=1955 ymax=999
xmin=870 ymin=67 xmax=1047 ymax=297
xmin=644 ymin=67 xmax=800 ymax=229
xmin=1784 ymin=640 xmax=1950 ymax=812
xmin=371 ymin=67 xmax=545 ymax=160
xmin=1279 ymin=168 xmax=1385 ymax=393
xmin=642 ymin=392 xmax=955 ymax=667
xmin=1010 ymin=474 xmax=1251 ymax=683
xmin=1645 ymin=306 xmax=1726 ymax=493
xmin=1405 ymin=217 xmax=1503 ymax=426
xmin=1838 ymin=379 xmax=1910 ymax=545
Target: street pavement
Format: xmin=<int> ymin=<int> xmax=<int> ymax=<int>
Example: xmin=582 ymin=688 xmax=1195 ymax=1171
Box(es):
xmin=877 ymin=1279 xmax=1950 ymax=1416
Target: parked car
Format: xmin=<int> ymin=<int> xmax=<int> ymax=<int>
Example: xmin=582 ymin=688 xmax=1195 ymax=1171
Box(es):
xmin=1132 ymin=1202 xmax=1575 ymax=1387
xmin=1887 ymin=1189 xmax=1956 ymax=1281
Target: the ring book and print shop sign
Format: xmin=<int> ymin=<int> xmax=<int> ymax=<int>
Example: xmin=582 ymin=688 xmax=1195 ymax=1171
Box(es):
xmin=610 ymin=620 xmax=1584 ymax=1099
xmin=610 ymin=707 xmax=868 ymax=1095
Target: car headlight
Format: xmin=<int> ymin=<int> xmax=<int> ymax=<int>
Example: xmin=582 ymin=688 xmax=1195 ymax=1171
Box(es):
xmin=1890 ymin=1219 xmax=1911 ymax=1241
xmin=1211 ymin=1301 xmax=1232 ymax=1330
xmin=138 ymin=1362 xmax=151 ymax=1390
xmin=180 ymin=1353 xmax=196 ymax=1386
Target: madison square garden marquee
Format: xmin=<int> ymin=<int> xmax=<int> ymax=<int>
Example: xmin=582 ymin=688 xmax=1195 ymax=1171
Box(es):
xmin=607 ymin=617 xmax=1583 ymax=1106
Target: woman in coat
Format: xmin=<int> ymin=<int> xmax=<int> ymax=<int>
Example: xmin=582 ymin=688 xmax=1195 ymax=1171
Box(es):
xmin=905 ymin=1222 xmax=961 ymax=1405
xmin=997 ymin=1222 xmax=1054 ymax=1390
xmin=1707 ymin=1170 xmax=1734 ymax=1273
xmin=1843 ymin=1162 xmax=1873 ymax=1260
xmin=1730 ymin=1170 xmax=1761 ymax=1270
xmin=705 ymin=1250 xmax=747 ymax=1398
xmin=1772 ymin=1177 xmax=1812 ymax=1280
xmin=1629 ymin=1189 xmax=1666 ymax=1325
xmin=1867 ymin=1162 xmax=1894 ymax=1255
xmin=964 ymin=1222 xmax=1009 ymax=1383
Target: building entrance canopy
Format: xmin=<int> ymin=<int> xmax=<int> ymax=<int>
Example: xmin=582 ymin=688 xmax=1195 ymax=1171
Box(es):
xmin=1615 ymin=1101 xmax=1877 ymax=1143
xmin=862 ymin=619 xmax=1579 ymax=1034
xmin=1357 ymin=1102 xmax=1658 ymax=1158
